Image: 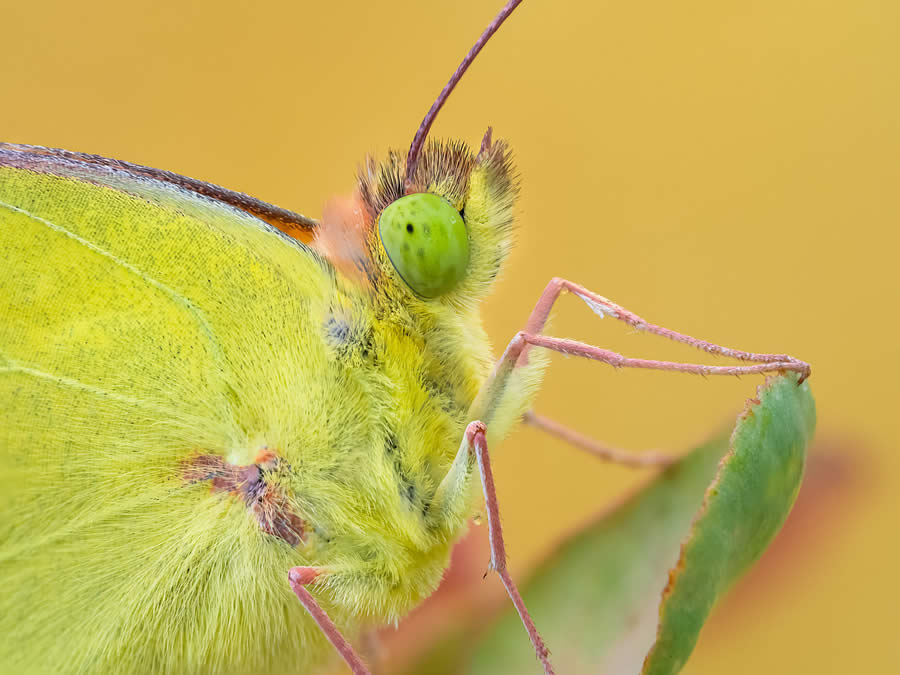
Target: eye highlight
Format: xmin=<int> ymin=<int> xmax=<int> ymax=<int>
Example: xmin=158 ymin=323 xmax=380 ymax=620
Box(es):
xmin=378 ymin=193 xmax=469 ymax=298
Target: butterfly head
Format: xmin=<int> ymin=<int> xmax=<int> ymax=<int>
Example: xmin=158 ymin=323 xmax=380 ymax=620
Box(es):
xmin=319 ymin=0 xmax=524 ymax=307
xmin=355 ymin=129 xmax=516 ymax=306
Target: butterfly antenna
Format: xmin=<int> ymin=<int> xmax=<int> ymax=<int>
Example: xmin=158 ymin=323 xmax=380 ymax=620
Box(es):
xmin=405 ymin=0 xmax=525 ymax=188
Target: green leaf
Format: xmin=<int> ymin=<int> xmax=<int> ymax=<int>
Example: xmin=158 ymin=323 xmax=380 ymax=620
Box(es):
xmin=642 ymin=373 xmax=815 ymax=674
xmin=453 ymin=373 xmax=814 ymax=674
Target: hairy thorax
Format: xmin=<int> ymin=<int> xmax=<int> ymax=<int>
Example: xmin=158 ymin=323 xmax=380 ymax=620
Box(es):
xmin=184 ymin=273 xmax=494 ymax=624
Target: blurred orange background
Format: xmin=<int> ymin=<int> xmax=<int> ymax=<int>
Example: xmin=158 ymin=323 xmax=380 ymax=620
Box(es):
xmin=4 ymin=0 xmax=896 ymax=672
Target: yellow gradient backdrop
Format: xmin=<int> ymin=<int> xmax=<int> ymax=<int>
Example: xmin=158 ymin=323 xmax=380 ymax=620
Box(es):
xmin=3 ymin=0 xmax=896 ymax=672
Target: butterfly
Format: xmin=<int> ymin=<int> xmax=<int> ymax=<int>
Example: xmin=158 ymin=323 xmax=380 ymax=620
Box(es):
xmin=0 ymin=1 xmax=810 ymax=673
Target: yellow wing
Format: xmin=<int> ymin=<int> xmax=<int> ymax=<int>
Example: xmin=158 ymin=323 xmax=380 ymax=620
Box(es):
xmin=0 ymin=141 xmax=541 ymax=675
xmin=0 ymin=145 xmax=342 ymax=674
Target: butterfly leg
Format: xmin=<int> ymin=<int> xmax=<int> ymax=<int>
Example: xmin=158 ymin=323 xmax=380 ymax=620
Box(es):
xmin=471 ymin=276 xmax=810 ymax=432
xmin=288 ymin=566 xmax=371 ymax=675
xmin=523 ymin=277 xmax=810 ymax=378
xmin=466 ymin=421 xmax=555 ymax=675
xmin=454 ymin=278 xmax=809 ymax=673
xmin=523 ymin=410 xmax=675 ymax=468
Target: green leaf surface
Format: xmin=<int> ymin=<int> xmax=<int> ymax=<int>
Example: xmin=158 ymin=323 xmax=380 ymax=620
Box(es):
xmin=641 ymin=374 xmax=815 ymax=675
xmin=410 ymin=374 xmax=815 ymax=674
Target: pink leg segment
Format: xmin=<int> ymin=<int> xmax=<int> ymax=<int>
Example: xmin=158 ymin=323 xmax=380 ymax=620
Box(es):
xmin=473 ymin=276 xmax=810 ymax=435
xmin=288 ymin=567 xmax=371 ymax=675
xmin=525 ymin=278 xmax=810 ymax=379
xmin=511 ymin=331 xmax=806 ymax=377
xmin=467 ymin=421 xmax=555 ymax=675
xmin=524 ymin=411 xmax=675 ymax=468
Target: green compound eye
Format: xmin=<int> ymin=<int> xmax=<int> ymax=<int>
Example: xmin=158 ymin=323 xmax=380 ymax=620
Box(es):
xmin=378 ymin=193 xmax=469 ymax=298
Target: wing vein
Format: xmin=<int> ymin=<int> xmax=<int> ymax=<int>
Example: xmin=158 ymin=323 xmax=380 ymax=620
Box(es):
xmin=0 ymin=198 xmax=228 ymax=379
xmin=0 ymin=358 xmax=185 ymax=419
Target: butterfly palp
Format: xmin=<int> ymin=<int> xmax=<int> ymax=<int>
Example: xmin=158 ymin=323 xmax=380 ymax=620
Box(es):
xmin=378 ymin=193 xmax=469 ymax=298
